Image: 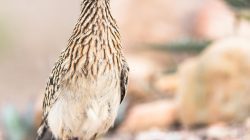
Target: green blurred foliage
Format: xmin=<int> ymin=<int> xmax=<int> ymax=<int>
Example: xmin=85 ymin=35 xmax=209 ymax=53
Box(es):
xmin=3 ymin=107 xmax=26 ymax=140
xmin=151 ymin=39 xmax=211 ymax=53
xmin=224 ymin=0 xmax=250 ymax=20
xmin=224 ymin=0 xmax=250 ymax=10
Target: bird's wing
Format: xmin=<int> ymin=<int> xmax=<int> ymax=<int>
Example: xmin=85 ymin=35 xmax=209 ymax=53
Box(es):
xmin=37 ymin=57 xmax=66 ymax=139
xmin=120 ymin=58 xmax=129 ymax=103
xmin=43 ymin=58 xmax=65 ymax=118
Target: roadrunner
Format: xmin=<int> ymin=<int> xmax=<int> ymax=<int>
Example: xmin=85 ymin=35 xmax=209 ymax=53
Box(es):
xmin=37 ymin=0 xmax=129 ymax=139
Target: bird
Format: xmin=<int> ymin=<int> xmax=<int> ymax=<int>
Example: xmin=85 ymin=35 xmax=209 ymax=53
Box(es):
xmin=36 ymin=0 xmax=129 ymax=139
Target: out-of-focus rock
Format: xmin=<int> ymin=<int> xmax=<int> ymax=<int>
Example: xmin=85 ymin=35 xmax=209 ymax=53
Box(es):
xmin=206 ymin=123 xmax=230 ymax=139
xmin=126 ymin=55 xmax=163 ymax=103
xmin=177 ymin=37 xmax=250 ymax=126
xmin=238 ymin=19 xmax=250 ymax=38
xmin=102 ymin=133 xmax=133 ymax=140
xmin=135 ymin=129 xmax=184 ymax=140
xmin=244 ymin=134 xmax=250 ymax=140
xmin=119 ymin=100 xmax=177 ymax=133
xmin=176 ymin=58 xmax=200 ymax=126
xmin=194 ymin=0 xmax=250 ymax=40
xmin=128 ymin=55 xmax=158 ymax=81
xmin=244 ymin=118 xmax=250 ymax=140
xmin=154 ymin=74 xmax=179 ymax=96
xmin=245 ymin=118 xmax=250 ymax=129
xmin=112 ymin=0 xmax=204 ymax=46
xmin=194 ymin=0 xmax=235 ymax=40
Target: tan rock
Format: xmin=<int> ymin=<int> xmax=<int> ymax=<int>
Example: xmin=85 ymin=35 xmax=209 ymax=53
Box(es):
xmin=194 ymin=0 xmax=235 ymax=40
xmin=194 ymin=0 xmax=250 ymax=40
xmin=135 ymin=129 xmax=183 ymax=140
xmin=238 ymin=19 xmax=250 ymax=39
xmin=206 ymin=123 xmax=230 ymax=139
xmin=177 ymin=37 xmax=250 ymax=126
xmin=244 ymin=118 xmax=250 ymax=140
xmin=126 ymin=55 xmax=162 ymax=103
xmin=154 ymin=74 xmax=179 ymax=96
xmin=112 ymin=0 xmax=205 ymax=45
xmin=119 ymin=100 xmax=177 ymax=133
xmin=245 ymin=118 xmax=250 ymax=129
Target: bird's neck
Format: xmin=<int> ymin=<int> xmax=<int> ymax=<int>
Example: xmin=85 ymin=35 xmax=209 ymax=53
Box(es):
xmin=81 ymin=0 xmax=110 ymax=9
xmin=61 ymin=0 xmax=122 ymax=78
xmin=66 ymin=0 xmax=121 ymax=51
xmin=79 ymin=0 xmax=115 ymax=29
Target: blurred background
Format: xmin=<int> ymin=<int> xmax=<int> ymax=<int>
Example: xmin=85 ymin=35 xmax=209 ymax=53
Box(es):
xmin=0 ymin=0 xmax=250 ymax=139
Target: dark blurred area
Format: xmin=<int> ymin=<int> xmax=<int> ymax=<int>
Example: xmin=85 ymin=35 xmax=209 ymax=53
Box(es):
xmin=0 ymin=0 xmax=250 ymax=140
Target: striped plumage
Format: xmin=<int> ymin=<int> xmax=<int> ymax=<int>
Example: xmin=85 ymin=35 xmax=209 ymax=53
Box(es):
xmin=37 ymin=0 xmax=129 ymax=139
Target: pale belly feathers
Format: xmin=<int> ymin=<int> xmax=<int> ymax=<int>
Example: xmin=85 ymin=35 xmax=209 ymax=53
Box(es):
xmin=47 ymin=72 xmax=121 ymax=139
